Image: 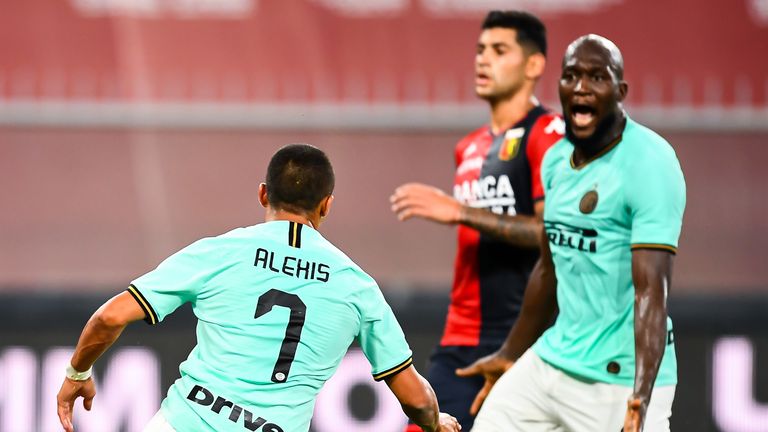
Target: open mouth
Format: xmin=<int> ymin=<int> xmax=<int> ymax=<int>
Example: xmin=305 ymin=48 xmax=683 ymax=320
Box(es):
xmin=475 ymin=72 xmax=491 ymax=85
xmin=570 ymin=104 xmax=596 ymax=128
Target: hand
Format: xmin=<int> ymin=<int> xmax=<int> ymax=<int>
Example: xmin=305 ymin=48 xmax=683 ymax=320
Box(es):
xmin=622 ymin=397 xmax=647 ymax=432
xmin=436 ymin=412 xmax=462 ymax=432
xmin=390 ymin=183 xmax=462 ymax=224
xmin=57 ymin=377 xmax=96 ymax=432
xmin=455 ymin=352 xmax=514 ymax=416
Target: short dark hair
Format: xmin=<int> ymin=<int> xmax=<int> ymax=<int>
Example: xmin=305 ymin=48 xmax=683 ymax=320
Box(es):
xmin=482 ymin=10 xmax=547 ymax=57
xmin=266 ymin=144 xmax=335 ymax=213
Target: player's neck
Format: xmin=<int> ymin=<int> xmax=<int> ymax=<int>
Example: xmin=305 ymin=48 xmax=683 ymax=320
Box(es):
xmin=488 ymin=91 xmax=538 ymax=135
xmin=265 ymin=210 xmax=318 ymax=229
xmin=571 ymin=114 xmax=626 ymax=166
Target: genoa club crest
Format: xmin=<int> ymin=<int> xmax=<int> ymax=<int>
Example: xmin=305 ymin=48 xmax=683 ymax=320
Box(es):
xmin=499 ymin=127 xmax=525 ymax=161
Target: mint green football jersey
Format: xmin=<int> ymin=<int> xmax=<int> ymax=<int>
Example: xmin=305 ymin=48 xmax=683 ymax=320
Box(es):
xmin=533 ymin=117 xmax=686 ymax=387
xmin=128 ymin=221 xmax=413 ymax=432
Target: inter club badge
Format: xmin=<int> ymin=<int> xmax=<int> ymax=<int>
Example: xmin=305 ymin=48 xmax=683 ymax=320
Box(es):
xmin=579 ymin=188 xmax=599 ymax=214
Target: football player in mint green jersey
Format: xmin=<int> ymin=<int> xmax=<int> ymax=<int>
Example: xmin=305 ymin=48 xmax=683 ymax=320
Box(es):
xmin=458 ymin=35 xmax=685 ymax=432
xmin=57 ymin=144 xmax=461 ymax=432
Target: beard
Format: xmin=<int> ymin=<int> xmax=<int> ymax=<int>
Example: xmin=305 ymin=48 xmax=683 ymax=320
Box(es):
xmin=565 ymin=109 xmax=622 ymax=153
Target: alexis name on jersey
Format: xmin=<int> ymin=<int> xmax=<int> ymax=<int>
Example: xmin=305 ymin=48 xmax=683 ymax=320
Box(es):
xmin=453 ymin=174 xmax=517 ymax=216
xmin=254 ymin=247 xmax=330 ymax=282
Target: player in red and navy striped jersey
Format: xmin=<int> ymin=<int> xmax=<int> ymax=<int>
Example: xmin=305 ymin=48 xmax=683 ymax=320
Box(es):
xmin=391 ymin=10 xmax=563 ymax=431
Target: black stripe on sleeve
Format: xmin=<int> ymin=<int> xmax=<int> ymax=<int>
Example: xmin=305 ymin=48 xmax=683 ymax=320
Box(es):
xmin=372 ymin=357 xmax=413 ymax=382
xmin=126 ymin=284 xmax=158 ymax=325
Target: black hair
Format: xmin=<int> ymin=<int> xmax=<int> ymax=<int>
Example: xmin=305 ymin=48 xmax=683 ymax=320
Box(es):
xmin=482 ymin=10 xmax=548 ymax=57
xmin=266 ymin=144 xmax=335 ymax=213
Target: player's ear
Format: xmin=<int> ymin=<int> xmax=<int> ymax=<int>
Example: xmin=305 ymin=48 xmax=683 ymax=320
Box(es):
xmin=258 ymin=183 xmax=269 ymax=208
xmin=525 ymin=53 xmax=546 ymax=80
xmin=617 ymin=80 xmax=628 ymax=102
xmin=319 ymin=195 xmax=334 ymax=219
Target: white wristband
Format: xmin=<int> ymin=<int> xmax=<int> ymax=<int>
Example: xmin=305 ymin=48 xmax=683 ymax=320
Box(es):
xmin=66 ymin=364 xmax=93 ymax=381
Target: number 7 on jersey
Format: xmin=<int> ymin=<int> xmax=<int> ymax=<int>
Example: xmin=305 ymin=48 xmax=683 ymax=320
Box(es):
xmin=254 ymin=289 xmax=307 ymax=383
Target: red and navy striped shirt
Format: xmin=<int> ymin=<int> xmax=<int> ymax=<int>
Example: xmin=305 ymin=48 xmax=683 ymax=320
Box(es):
xmin=442 ymin=105 xmax=563 ymax=347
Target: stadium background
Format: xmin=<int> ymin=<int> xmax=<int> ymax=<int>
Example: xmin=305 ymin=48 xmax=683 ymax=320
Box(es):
xmin=1 ymin=0 xmax=766 ymax=430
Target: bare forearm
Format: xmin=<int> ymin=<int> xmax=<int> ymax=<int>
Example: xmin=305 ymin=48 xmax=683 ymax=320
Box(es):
xmin=633 ymin=286 xmax=667 ymax=401
xmin=69 ymin=291 xmax=149 ymax=370
xmin=404 ymin=376 xmax=439 ymax=431
xmin=387 ymin=368 xmax=439 ymax=431
xmin=631 ymin=250 xmax=674 ymax=404
xmin=459 ymin=206 xmax=541 ymax=248
xmin=499 ymin=259 xmax=557 ymax=360
xmin=404 ymin=408 xmax=438 ymax=432
xmin=70 ymin=310 xmax=129 ymax=370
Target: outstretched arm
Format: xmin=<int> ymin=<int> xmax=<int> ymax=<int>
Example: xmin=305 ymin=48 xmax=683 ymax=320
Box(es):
xmin=457 ymin=201 xmax=543 ymax=248
xmin=390 ymin=183 xmax=543 ymax=248
xmin=456 ymin=228 xmax=557 ymax=414
xmin=495 ymin=226 xmax=557 ymax=359
xmin=56 ymin=291 xmax=147 ymax=432
xmin=385 ymin=366 xmax=460 ymax=432
xmin=624 ymin=249 xmax=674 ymax=432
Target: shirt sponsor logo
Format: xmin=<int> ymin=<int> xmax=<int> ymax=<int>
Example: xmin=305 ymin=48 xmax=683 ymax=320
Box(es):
xmin=187 ymin=384 xmax=285 ymax=431
xmin=454 ymin=174 xmax=517 ymax=215
xmin=545 ymin=220 xmax=598 ymax=253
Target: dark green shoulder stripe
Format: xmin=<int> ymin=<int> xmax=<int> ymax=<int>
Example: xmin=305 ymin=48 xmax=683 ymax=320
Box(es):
xmin=127 ymin=285 xmax=158 ymax=325
xmin=373 ymin=357 xmax=413 ymax=382
xmin=631 ymin=243 xmax=678 ymax=254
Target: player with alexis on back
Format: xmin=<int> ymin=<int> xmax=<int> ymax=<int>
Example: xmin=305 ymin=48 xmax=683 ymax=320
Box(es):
xmin=390 ymin=10 xmax=563 ymax=431
xmin=57 ymin=144 xmax=461 ymax=432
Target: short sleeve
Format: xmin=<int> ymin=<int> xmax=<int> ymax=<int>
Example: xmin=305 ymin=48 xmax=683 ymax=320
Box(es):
xmin=355 ymin=278 xmax=413 ymax=381
xmin=129 ymin=238 xmax=217 ymax=325
xmin=626 ymin=145 xmax=686 ymax=253
xmin=527 ymin=114 xmax=564 ymax=200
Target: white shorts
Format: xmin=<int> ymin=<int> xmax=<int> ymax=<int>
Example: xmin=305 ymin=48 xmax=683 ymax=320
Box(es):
xmin=472 ymin=349 xmax=675 ymax=432
xmin=143 ymin=410 xmax=178 ymax=432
